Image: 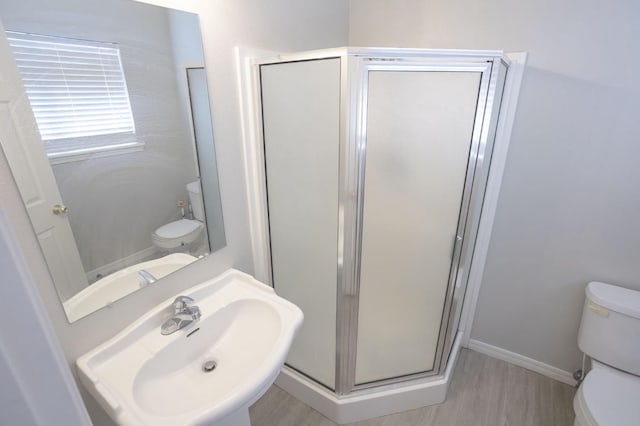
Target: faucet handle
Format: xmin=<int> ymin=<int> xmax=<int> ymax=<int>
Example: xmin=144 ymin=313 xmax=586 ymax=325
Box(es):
xmin=172 ymin=295 xmax=194 ymax=314
xmin=186 ymin=305 xmax=201 ymax=321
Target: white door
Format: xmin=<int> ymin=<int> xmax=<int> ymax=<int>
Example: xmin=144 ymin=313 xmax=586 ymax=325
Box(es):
xmin=261 ymin=58 xmax=341 ymax=390
xmin=0 ymin=25 xmax=87 ymax=301
xmin=355 ymin=69 xmax=482 ymax=384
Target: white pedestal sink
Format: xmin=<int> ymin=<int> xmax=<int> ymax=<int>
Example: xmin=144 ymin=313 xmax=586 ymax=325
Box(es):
xmin=76 ymin=269 xmax=303 ymax=425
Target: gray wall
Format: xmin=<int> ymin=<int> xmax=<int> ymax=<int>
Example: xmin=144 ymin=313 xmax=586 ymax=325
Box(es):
xmin=8 ymin=0 xmax=625 ymax=420
xmin=167 ymin=11 xmax=227 ymax=251
xmin=1 ymin=0 xmax=198 ymax=275
xmin=0 ymin=0 xmax=348 ymax=424
xmin=349 ymin=0 xmax=640 ymax=373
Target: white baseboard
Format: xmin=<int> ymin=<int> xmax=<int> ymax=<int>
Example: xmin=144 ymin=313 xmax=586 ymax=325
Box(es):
xmin=276 ymin=332 xmax=463 ymax=424
xmin=467 ymin=339 xmax=576 ymax=386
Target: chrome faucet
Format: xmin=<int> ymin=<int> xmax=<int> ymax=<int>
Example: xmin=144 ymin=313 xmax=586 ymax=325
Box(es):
xmin=161 ymin=296 xmax=201 ymax=335
xmin=138 ymin=269 xmax=157 ymax=287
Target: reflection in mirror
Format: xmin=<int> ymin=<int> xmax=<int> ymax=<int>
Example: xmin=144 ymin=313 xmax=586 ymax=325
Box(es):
xmin=0 ymin=0 xmax=226 ymax=322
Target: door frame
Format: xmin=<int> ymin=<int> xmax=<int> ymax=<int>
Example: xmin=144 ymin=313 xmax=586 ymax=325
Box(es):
xmin=341 ymin=56 xmax=506 ymax=393
xmin=0 ymin=23 xmax=88 ymax=303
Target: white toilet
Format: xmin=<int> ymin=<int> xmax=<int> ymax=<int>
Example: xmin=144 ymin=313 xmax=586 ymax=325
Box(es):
xmin=152 ymin=180 xmax=205 ymax=252
xmin=573 ymin=281 xmax=640 ymax=426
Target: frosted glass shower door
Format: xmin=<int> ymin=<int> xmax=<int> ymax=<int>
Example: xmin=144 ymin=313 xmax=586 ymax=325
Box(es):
xmin=355 ymin=70 xmax=481 ymax=384
xmin=260 ymin=59 xmax=340 ymax=389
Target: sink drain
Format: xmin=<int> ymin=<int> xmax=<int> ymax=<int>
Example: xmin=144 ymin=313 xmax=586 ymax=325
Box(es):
xmin=202 ymin=360 xmax=217 ymax=373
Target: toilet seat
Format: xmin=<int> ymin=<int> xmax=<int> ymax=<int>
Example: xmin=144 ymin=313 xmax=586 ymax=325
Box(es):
xmin=574 ymin=367 xmax=640 ymax=426
xmin=155 ymin=219 xmax=202 ymax=239
xmin=152 ymin=219 xmax=203 ymax=249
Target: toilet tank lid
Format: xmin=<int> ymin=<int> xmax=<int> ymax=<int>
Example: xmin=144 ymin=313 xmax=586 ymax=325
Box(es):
xmin=586 ymin=282 xmax=640 ymax=319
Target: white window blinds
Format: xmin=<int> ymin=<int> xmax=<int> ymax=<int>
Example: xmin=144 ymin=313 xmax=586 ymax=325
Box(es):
xmin=7 ymin=31 xmax=137 ymax=157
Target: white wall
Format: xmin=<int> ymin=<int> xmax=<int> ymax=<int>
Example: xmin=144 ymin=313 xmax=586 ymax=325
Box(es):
xmin=0 ymin=0 xmax=348 ymax=424
xmin=350 ymin=0 xmax=640 ymax=373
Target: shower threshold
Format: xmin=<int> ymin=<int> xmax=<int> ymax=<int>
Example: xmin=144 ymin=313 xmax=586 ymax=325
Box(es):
xmin=275 ymin=332 xmax=463 ymax=424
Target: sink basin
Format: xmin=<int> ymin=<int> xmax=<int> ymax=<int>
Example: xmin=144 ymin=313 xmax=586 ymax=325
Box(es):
xmin=64 ymin=253 xmax=198 ymax=322
xmin=76 ymin=269 xmax=303 ymax=426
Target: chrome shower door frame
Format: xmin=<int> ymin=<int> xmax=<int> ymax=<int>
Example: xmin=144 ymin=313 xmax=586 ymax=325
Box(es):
xmin=336 ymin=53 xmax=505 ymax=395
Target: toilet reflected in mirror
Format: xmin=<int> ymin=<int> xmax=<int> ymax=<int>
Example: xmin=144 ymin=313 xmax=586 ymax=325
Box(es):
xmin=152 ymin=180 xmax=207 ymax=254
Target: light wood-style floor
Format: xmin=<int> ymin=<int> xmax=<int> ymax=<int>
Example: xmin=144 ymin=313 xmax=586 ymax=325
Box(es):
xmin=249 ymin=349 xmax=576 ymax=426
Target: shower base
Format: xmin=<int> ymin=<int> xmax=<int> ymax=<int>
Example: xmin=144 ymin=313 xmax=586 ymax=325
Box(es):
xmin=275 ymin=332 xmax=462 ymax=424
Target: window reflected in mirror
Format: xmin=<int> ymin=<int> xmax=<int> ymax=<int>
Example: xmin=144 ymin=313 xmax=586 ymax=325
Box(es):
xmin=7 ymin=31 xmax=139 ymax=158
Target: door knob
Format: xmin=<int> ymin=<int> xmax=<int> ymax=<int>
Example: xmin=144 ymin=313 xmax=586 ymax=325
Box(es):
xmin=52 ymin=204 xmax=69 ymax=215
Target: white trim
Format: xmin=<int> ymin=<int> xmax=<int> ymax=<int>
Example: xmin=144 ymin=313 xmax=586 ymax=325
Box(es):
xmin=235 ymin=46 xmax=279 ymax=284
xmin=179 ymin=62 xmax=207 ymax=178
xmin=467 ymin=339 xmax=576 ymax=386
xmin=275 ymin=332 xmax=463 ymax=424
xmin=181 ymin=61 xmax=205 ymax=70
xmin=48 ymin=141 xmax=145 ymax=165
xmin=181 ymin=64 xmax=201 ymax=178
xmin=257 ymin=46 xmax=506 ymax=66
xmin=346 ymin=46 xmax=504 ymax=58
xmin=131 ymin=0 xmax=197 ymax=13
xmin=0 ymin=209 xmax=91 ymax=425
xmin=459 ymin=52 xmax=528 ymax=345
xmin=256 ymin=47 xmax=346 ymax=65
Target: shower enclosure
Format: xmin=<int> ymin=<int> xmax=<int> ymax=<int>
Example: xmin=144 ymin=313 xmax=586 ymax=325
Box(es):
xmin=249 ymin=47 xmax=518 ymax=423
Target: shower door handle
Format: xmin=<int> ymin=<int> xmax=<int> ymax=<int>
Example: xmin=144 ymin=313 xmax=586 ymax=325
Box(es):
xmin=450 ymin=235 xmax=462 ymax=261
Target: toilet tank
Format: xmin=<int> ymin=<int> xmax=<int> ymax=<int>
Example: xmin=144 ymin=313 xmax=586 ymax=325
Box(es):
xmin=186 ymin=180 xmax=205 ymax=222
xmin=577 ymin=281 xmax=640 ymax=376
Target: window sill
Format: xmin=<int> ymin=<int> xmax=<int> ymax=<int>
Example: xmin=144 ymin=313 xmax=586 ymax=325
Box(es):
xmin=48 ymin=141 xmax=145 ymax=165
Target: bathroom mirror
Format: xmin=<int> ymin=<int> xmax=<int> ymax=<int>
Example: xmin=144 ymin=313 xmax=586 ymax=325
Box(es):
xmin=0 ymin=0 xmax=226 ymax=322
